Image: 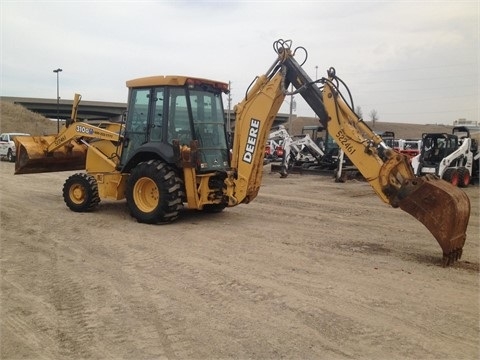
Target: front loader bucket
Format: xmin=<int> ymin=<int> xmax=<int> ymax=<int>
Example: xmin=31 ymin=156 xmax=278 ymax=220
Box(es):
xmin=397 ymin=175 xmax=471 ymax=266
xmin=14 ymin=136 xmax=87 ymax=174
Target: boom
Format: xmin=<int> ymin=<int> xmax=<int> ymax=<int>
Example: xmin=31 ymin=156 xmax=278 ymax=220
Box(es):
xmin=229 ymin=68 xmax=286 ymax=204
xmin=230 ymin=39 xmax=470 ymax=265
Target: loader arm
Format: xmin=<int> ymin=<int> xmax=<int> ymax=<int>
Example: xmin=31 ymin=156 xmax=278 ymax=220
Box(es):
xmin=284 ymin=134 xmax=325 ymax=171
xmin=293 ymin=134 xmax=324 ymax=161
xmin=44 ymin=122 xmax=121 ymax=153
xmin=15 ymin=93 xmax=123 ymax=174
xmin=268 ymin=126 xmax=291 ymax=141
xmin=230 ymin=39 xmax=470 ymax=265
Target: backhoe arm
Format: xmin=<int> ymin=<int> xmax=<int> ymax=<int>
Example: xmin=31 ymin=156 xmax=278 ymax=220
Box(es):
xmin=281 ymin=48 xmax=470 ymax=265
xmin=280 ymin=62 xmax=413 ymax=204
xmin=321 ymin=78 xmax=415 ymax=205
xmin=230 ymin=39 xmax=470 ymax=265
xmin=229 ymin=61 xmax=289 ymax=204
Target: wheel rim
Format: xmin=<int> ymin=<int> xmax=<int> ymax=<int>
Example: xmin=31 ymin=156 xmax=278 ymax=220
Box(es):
xmin=69 ymin=183 xmax=86 ymax=204
xmin=133 ymin=177 xmax=159 ymax=212
xmin=463 ymin=172 xmax=471 ymax=186
xmin=451 ymin=172 xmax=459 ymax=187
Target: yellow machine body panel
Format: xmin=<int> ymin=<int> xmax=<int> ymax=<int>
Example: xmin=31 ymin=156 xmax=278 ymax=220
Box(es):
xmin=92 ymin=172 xmax=128 ymax=201
xmin=85 ymin=139 xmax=122 ymax=173
xmin=230 ymin=72 xmax=286 ymax=204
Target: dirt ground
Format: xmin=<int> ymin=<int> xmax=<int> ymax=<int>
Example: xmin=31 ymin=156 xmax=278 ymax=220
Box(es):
xmin=1 ymin=160 xmax=479 ymax=360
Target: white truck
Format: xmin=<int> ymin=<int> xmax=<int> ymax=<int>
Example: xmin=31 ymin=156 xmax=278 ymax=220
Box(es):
xmin=0 ymin=133 xmax=30 ymax=162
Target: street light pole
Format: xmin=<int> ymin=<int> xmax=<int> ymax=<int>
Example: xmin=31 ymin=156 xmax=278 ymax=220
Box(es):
xmin=53 ymin=68 xmax=62 ymax=133
xmin=315 ymin=65 xmax=318 ymax=118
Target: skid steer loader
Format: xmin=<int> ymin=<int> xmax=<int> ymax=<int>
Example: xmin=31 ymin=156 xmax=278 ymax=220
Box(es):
xmin=14 ymin=39 xmax=470 ymax=265
xmin=412 ymin=126 xmax=478 ymax=187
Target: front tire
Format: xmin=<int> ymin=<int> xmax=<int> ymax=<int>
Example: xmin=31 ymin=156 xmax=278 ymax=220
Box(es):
xmin=442 ymin=168 xmax=459 ymax=187
xmin=126 ymin=160 xmax=183 ymax=224
xmin=63 ymin=173 xmax=100 ymax=212
xmin=457 ymin=167 xmax=471 ymax=187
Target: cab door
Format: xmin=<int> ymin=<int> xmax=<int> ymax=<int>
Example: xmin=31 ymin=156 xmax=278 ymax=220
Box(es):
xmin=119 ymin=87 xmax=167 ymax=168
xmin=120 ymin=88 xmax=151 ymax=166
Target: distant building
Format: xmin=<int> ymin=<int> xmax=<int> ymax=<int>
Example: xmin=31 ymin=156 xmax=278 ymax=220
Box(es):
xmin=453 ymin=118 xmax=479 ymax=127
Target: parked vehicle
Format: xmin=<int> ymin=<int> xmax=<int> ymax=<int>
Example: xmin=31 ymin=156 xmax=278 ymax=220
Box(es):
xmin=391 ymin=138 xmax=422 ymax=159
xmin=411 ymin=126 xmax=478 ymax=187
xmin=398 ymin=139 xmax=422 ymax=158
xmin=0 ymin=132 xmax=30 ymax=162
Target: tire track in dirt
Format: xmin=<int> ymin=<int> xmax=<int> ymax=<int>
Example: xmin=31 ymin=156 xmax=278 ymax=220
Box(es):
xmin=110 ymin=240 xmax=411 ymax=358
xmin=79 ymin=239 xmax=198 ymax=359
xmin=2 ymin=278 xmax=59 ymax=360
xmin=95 ymin=236 xmax=315 ymax=358
xmin=48 ymin=275 xmax=96 ymax=359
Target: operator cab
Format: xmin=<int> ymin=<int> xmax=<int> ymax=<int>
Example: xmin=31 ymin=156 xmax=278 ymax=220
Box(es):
xmin=420 ymin=133 xmax=458 ymax=165
xmin=120 ymin=76 xmax=230 ymax=173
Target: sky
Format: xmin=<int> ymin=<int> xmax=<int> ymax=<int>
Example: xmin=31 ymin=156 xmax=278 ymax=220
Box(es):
xmin=1 ymin=0 xmax=478 ymax=125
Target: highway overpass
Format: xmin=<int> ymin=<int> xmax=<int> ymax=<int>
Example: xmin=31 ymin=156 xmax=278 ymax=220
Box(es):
xmin=1 ymin=96 xmax=292 ymax=128
xmin=1 ymin=96 xmax=126 ymax=121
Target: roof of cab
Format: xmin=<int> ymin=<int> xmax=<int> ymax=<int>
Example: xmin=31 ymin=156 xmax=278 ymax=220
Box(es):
xmin=126 ymin=75 xmax=228 ymax=90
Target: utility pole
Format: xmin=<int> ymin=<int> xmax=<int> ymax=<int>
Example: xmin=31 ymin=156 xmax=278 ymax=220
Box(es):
xmin=53 ymin=68 xmax=62 ymax=133
xmin=288 ymin=85 xmax=295 ymax=134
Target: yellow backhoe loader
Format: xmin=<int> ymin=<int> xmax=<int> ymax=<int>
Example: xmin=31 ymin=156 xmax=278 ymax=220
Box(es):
xmin=15 ymin=39 xmax=470 ymax=266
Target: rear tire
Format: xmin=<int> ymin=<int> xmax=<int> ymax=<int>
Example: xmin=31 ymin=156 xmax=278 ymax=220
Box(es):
xmin=442 ymin=168 xmax=459 ymax=187
xmin=63 ymin=173 xmax=100 ymax=212
xmin=126 ymin=160 xmax=183 ymax=224
xmin=457 ymin=167 xmax=471 ymax=188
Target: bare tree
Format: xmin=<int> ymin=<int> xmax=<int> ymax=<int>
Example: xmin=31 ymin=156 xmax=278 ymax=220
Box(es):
xmin=369 ymin=109 xmax=378 ymax=127
xmin=355 ymin=106 xmax=363 ymax=119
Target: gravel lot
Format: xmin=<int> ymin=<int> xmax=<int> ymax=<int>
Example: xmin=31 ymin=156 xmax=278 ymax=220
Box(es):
xmin=1 ymin=160 xmax=479 ymax=359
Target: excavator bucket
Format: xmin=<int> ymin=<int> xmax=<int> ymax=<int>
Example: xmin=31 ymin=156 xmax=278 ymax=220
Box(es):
xmin=14 ymin=135 xmax=87 ymax=174
xmin=398 ymin=175 xmax=471 ymax=266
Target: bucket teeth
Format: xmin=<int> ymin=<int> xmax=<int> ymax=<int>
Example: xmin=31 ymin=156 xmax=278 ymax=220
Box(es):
xmin=442 ymin=248 xmax=463 ymax=267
